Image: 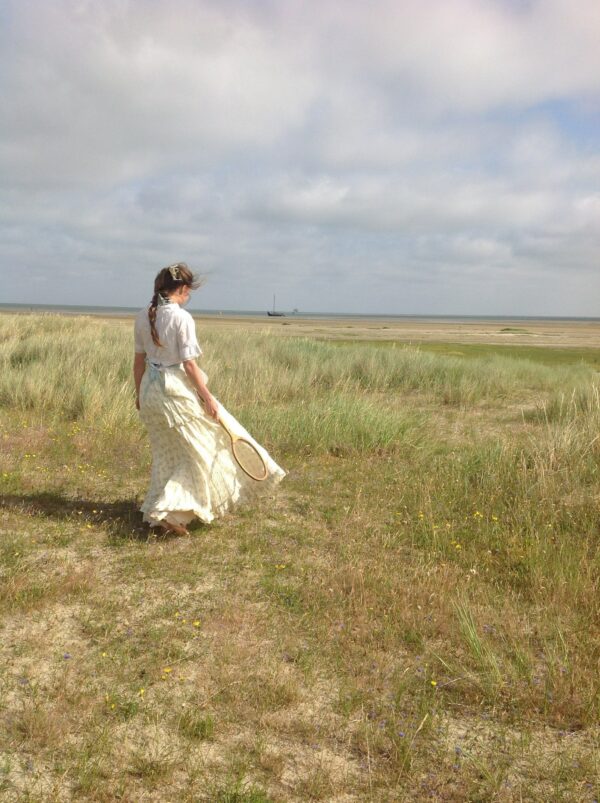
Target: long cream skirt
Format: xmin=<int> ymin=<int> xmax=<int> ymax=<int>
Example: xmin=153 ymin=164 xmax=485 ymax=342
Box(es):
xmin=138 ymin=365 xmax=285 ymax=526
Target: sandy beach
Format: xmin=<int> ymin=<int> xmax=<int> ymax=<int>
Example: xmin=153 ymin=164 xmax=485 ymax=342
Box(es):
xmin=191 ymin=314 xmax=600 ymax=349
xmin=2 ymin=307 xmax=599 ymax=348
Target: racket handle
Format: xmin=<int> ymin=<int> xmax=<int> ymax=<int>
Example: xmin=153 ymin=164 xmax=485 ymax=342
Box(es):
xmin=216 ymin=415 xmax=232 ymax=438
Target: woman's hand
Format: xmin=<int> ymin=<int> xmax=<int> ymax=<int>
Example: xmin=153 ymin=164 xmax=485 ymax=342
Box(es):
xmin=182 ymin=359 xmax=219 ymax=420
xmin=200 ymin=392 xmax=219 ymax=420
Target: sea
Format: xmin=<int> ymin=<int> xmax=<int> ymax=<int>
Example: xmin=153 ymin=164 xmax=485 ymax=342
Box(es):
xmin=0 ymin=303 xmax=598 ymax=324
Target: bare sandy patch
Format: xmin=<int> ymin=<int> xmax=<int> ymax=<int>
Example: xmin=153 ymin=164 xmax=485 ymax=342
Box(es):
xmin=192 ymin=314 xmax=600 ymax=349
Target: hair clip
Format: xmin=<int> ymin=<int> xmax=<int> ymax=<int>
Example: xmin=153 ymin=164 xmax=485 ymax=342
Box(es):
xmin=167 ymin=264 xmax=181 ymax=281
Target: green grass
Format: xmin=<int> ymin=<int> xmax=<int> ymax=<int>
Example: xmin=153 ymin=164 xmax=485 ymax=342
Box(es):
xmin=417 ymin=340 xmax=600 ymax=368
xmin=331 ymin=337 xmax=600 ymax=368
xmin=0 ymin=313 xmax=599 ymax=801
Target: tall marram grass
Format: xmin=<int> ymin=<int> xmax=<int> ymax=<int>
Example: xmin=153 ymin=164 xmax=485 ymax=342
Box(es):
xmin=0 ymin=315 xmax=134 ymax=428
xmin=526 ymin=382 xmax=600 ymax=423
xmin=1 ymin=311 xmax=597 ymax=487
xmin=205 ymin=330 xmax=593 ymax=406
xmin=0 ymin=314 xmax=595 ymax=436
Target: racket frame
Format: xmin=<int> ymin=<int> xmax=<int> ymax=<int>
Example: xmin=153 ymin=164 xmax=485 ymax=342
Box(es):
xmin=217 ymin=415 xmax=268 ymax=481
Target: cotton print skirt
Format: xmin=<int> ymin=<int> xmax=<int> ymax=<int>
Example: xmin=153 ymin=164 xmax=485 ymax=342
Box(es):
xmin=138 ymin=365 xmax=285 ymax=526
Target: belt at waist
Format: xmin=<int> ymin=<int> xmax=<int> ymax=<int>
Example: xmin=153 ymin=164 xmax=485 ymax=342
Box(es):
xmin=148 ymin=361 xmax=182 ymax=371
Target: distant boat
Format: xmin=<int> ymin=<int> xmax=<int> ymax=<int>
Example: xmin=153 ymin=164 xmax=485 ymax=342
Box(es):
xmin=267 ymin=294 xmax=285 ymax=317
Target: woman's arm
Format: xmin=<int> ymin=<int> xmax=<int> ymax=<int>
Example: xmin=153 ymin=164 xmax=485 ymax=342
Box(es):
xmin=183 ymin=359 xmax=219 ymax=419
xmin=133 ymin=352 xmax=146 ymax=410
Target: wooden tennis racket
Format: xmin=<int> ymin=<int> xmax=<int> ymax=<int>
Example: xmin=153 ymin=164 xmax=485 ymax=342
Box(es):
xmin=218 ymin=416 xmax=268 ymax=481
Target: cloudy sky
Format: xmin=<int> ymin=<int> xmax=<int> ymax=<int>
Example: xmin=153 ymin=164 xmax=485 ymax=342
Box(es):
xmin=1 ymin=0 xmax=599 ymax=315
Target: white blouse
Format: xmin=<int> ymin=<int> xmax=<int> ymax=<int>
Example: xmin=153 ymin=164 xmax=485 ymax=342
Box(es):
xmin=134 ymin=303 xmax=202 ymax=366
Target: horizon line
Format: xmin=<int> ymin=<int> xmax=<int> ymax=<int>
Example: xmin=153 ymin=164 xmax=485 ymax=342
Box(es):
xmin=0 ymin=302 xmax=599 ymax=322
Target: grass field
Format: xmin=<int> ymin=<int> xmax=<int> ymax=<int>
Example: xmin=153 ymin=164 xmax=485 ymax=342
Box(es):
xmin=1 ymin=313 xmax=599 ymax=802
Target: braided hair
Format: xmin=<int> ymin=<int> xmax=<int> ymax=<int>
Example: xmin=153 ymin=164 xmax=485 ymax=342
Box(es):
xmin=149 ymin=263 xmax=202 ymax=346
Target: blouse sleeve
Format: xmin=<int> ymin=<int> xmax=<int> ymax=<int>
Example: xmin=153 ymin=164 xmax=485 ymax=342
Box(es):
xmin=176 ymin=310 xmax=202 ymax=361
xmin=134 ymin=311 xmax=147 ymax=354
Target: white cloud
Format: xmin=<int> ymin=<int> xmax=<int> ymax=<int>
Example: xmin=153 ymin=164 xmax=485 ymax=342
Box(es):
xmin=311 ymin=0 xmax=600 ymax=113
xmin=1 ymin=0 xmax=318 ymax=186
xmin=0 ymin=0 xmax=599 ymax=314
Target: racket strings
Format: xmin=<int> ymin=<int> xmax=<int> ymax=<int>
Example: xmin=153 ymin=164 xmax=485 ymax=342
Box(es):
xmin=232 ymin=438 xmax=268 ymax=481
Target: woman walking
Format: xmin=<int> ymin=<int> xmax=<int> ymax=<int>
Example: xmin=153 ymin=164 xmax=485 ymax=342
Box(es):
xmin=133 ymin=263 xmax=285 ymax=535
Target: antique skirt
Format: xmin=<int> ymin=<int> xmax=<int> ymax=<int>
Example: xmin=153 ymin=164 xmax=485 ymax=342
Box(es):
xmin=138 ymin=364 xmax=285 ymax=526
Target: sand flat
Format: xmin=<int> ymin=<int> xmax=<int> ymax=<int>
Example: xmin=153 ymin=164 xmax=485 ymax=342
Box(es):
xmin=193 ymin=315 xmax=600 ymax=349
xmin=2 ymin=308 xmax=598 ymax=348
